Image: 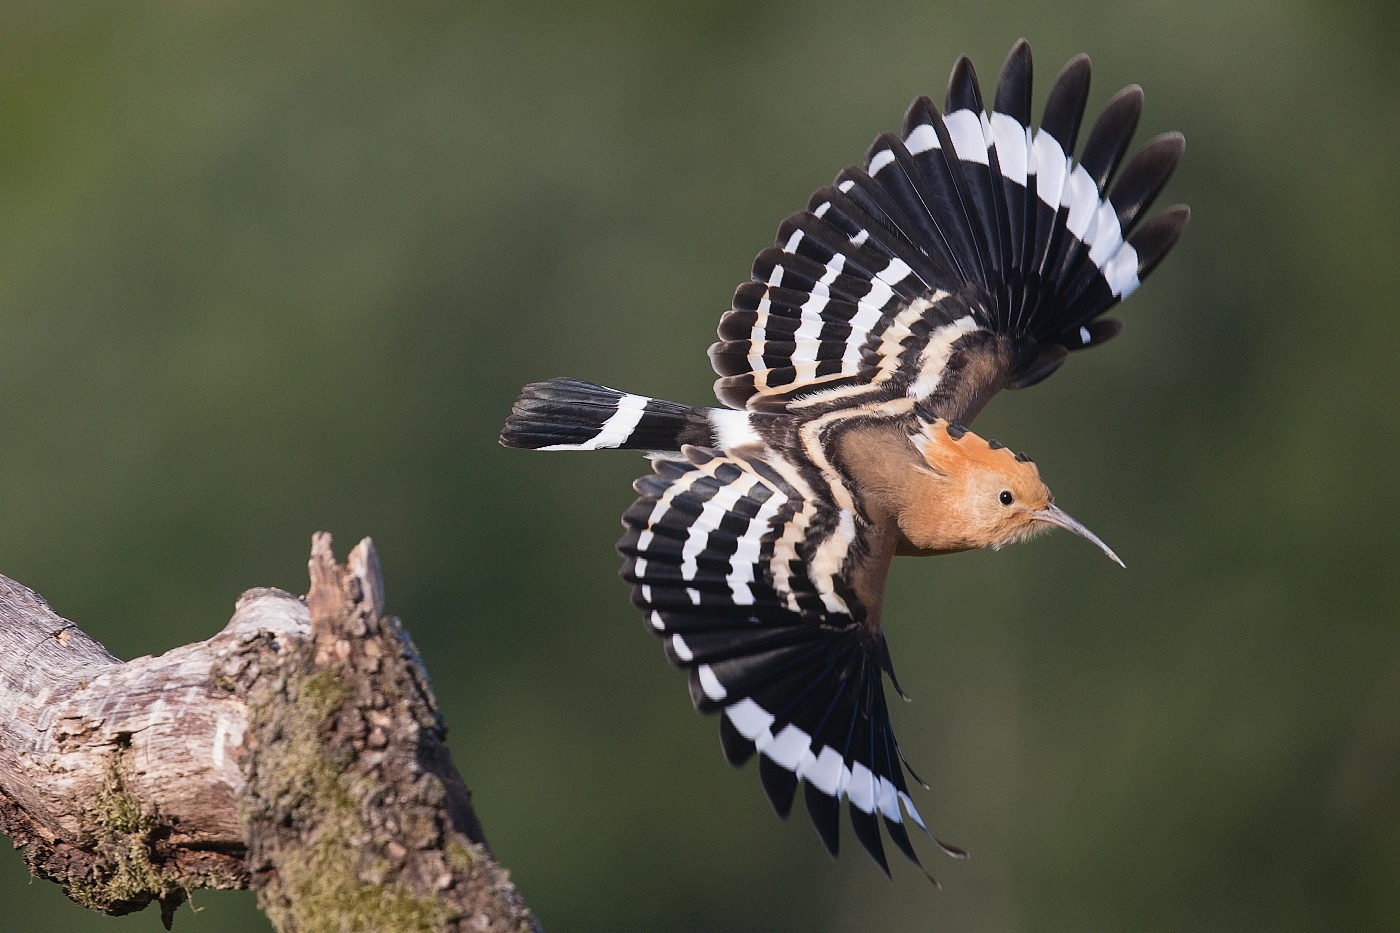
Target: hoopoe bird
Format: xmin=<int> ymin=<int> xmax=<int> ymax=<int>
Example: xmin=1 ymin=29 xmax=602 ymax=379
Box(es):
xmin=501 ymin=39 xmax=1187 ymax=877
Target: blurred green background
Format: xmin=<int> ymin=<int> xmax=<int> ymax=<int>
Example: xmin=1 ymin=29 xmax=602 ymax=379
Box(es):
xmin=1 ymin=1 xmax=1397 ymax=931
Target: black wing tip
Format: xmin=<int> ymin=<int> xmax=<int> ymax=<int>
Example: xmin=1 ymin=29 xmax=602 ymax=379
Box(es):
xmin=1109 ymin=131 xmax=1187 ymax=231
xmin=1056 ymin=51 xmax=1094 ymax=89
xmin=1157 ymin=129 xmax=1186 ymax=153
xmin=848 ymin=803 xmax=891 ymax=877
xmin=1128 ymin=131 xmax=1187 ymax=176
xmin=804 ymin=783 xmax=842 ymax=858
xmin=901 ymin=94 xmax=941 ymax=137
xmin=945 ymin=54 xmax=984 ymax=113
xmin=1156 ymin=202 xmax=1192 ymax=228
xmin=1131 ymin=204 xmax=1191 ymax=277
xmin=719 ymin=714 xmax=757 ymax=767
xmin=759 ymin=754 xmax=799 ymax=818
xmin=1041 ymin=52 xmax=1093 ymax=149
xmin=1105 ymin=83 xmax=1146 ymax=118
xmin=994 ymin=39 xmax=1034 ymax=122
xmin=1102 ymin=83 xmax=1145 ymax=128
xmin=1080 ymin=83 xmax=1146 ymax=189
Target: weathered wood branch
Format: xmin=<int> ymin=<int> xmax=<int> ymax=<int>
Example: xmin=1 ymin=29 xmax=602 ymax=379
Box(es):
xmin=0 ymin=533 xmax=539 ymax=932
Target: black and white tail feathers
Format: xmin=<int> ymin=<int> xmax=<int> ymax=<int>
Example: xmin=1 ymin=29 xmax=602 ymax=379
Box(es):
xmin=500 ymin=377 xmax=764 ymax=454
xmin=501 ymin=379 xmax=687 ymax=452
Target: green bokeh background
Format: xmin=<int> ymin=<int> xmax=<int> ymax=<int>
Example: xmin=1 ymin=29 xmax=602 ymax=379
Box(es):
xmin=1 ymin=2 xmax=1398 ymax=930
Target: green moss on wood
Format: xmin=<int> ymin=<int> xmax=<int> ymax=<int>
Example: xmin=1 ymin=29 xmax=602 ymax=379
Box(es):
xmin=445 ymin=840 xmax=482 ymax=873
xmin=247 ymin=665 xmax=460 ymax=933
xmin=68 ymin=748 xmax=184 ymax=919
xmin=283 ymin=836 xmax=454 ymax=933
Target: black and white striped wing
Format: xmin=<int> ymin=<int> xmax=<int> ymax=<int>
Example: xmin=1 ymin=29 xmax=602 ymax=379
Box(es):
xmin=710 ymin=40 xmax=1188 ymax=424
xmin=617 ymin=445 xmax=959 ymax=875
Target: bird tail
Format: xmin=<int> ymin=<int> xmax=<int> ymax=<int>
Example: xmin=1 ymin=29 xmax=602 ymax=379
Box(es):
xmin=500 ymin=378 xmax=696 ymax=452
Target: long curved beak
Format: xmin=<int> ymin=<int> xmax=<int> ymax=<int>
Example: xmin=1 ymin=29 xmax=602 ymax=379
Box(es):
xmin=1031 ymin=504 xmax=1125 ymax=568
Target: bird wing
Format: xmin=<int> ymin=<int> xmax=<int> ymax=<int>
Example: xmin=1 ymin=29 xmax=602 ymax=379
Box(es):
xmin=709 ymin=40 xmax=1189 ymax=426
xmin=618 ymin=443 xmax=962 ymax=875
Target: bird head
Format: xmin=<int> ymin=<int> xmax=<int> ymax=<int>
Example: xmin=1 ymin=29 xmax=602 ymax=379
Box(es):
xmin=901 ymin=419 xmax=1123 ymax=566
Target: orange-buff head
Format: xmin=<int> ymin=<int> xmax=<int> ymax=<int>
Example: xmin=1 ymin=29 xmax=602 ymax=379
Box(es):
xmin=897 ymin=419 xmax=1123 ymax=566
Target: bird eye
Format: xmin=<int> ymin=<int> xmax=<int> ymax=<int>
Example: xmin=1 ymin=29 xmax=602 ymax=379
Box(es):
xmin=999 ymin=490 xmax=1014 ymax=506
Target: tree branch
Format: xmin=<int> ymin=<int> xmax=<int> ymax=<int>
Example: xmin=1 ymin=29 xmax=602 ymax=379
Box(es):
xmin=0 ymin=533 xmax=539 ymax=932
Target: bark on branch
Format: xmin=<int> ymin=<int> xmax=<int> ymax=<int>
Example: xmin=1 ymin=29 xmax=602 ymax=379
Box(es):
xmin=0 ymin=533 xmax=539 ymax=932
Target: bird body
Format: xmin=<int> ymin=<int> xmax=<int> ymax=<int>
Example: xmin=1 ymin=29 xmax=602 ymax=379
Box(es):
xmin=500 ymin=39 xmax=1186 ymax=877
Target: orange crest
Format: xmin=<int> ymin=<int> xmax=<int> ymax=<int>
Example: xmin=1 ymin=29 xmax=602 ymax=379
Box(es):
xmin=915 ymin=420 xmax=1044 ymax=499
